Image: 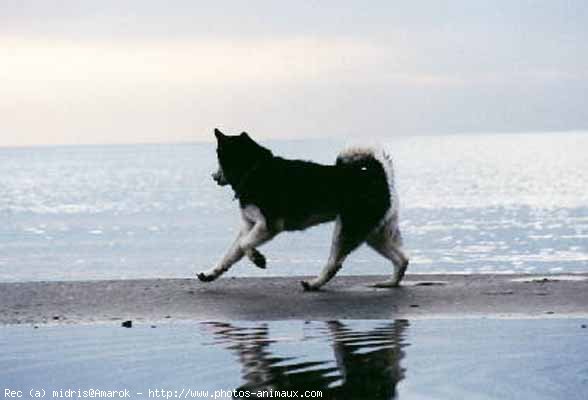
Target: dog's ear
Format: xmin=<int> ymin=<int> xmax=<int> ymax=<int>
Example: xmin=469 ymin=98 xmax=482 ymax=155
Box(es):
xmin=240 ymin=132 xmax=253 ymax=141
xmin=214 ymin=128 xmax=226 ymax=141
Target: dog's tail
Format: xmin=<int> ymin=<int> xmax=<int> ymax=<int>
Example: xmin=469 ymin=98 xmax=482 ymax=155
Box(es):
xmin=336 ymin=146 xmax=398 ymax=214
xmin=336 ymin=147 xmax=395 ymax=186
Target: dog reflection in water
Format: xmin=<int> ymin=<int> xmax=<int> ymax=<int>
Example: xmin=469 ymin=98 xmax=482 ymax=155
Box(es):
xmin=201 ymin=320 xmax=408 ymax=399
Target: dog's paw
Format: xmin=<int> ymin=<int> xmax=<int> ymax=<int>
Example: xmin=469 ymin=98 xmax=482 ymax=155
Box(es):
xmin=248 ymin=249 xmax=266 ymax=269
xmin=300 ymin=280 xmax=319 ymax=292
xmin=197 ymin=272 xmax=215 ymax=282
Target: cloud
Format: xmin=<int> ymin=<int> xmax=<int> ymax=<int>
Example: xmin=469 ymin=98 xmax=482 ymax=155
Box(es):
xmin=1 ymin=36 xmax=443 ymax=88
xmin=1 ymin=1 xmax=587 ymax=145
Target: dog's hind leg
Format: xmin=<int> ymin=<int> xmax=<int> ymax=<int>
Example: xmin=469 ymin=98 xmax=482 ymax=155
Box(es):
xmin=367 ymin=218 xmax=409 ymax=288
xmin=301 ymin=218 xmax=365 ymax=291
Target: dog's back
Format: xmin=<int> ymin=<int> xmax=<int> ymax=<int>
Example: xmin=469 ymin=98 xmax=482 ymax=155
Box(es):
xmin=237 ymin=148 xmax=393 ymax=236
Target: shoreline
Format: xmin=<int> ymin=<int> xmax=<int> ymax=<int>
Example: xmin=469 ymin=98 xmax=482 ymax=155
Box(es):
xmin=1 ymin=273 xmax=587 ymax=325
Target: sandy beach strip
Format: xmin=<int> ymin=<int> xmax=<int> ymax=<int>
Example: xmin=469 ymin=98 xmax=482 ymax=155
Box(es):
xmin=1 ymin=274 xmax=587 ymax=325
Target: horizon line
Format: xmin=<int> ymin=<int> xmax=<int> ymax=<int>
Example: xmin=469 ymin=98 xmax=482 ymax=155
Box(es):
xmin=1 ymin=129 xmax=587 ymax=150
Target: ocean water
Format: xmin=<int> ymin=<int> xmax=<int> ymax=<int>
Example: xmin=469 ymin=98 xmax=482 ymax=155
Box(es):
xmin=2 ymin=319 xmax=587 ymax=399
xmin=0 ymin=132 xmax=587 ymax=282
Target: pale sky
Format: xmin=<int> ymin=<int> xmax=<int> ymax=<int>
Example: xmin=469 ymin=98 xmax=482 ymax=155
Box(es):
xmin=1 ymin=0 xmax=587 ymax=146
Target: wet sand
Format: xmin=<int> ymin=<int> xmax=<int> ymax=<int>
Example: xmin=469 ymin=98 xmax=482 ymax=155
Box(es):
xmin=1 ymin=273 xmax=587 ymax=325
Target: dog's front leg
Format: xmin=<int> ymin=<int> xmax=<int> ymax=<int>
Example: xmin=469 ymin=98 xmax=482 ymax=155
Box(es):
xmin=197 ymin=222 xmax=274 ymax=282
xmin=197 ymin=229 xmax=247 ymax=282
xmin=246 ymin=248 xmax=266 ymax=269
xmin=239 ymin=221 xmax=274 ymax=253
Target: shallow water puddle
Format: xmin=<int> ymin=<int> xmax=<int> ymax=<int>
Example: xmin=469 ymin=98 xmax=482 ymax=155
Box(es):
xmin=1 ymin=319 xmax=587 ymax=399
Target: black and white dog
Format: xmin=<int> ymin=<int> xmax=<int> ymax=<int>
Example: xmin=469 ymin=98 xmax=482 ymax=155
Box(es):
xmin=197 ymin=129 xmax=409 ymax=291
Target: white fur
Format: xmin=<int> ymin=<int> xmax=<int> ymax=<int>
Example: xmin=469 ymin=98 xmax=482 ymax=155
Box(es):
xmin=200 ymin=205 xmax=276 ymax=280
xmin=374 ymin=148 xmax=399 ymax=227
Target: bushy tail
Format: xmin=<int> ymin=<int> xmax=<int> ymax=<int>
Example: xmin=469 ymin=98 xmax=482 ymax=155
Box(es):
xmin=336 ymin=147 xmax=395 ymax=187
xmin=336 ymin=147 xmax=398 ymax=217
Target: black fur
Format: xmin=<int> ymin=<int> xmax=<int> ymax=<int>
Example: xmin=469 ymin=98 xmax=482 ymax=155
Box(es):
xmin=214 ymin=129 xmax=391 ymax=244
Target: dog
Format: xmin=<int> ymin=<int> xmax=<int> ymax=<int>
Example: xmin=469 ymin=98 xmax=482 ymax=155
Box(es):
xmin=197 ymin=129 xmax=409 ymax=291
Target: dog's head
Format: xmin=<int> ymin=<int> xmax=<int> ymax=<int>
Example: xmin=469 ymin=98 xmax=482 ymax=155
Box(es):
xmin=212 ymin=128 xmax=272 ymax=189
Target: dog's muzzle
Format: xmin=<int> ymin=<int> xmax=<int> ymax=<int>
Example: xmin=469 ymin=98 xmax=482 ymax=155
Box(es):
xmin=211 ymin=168 xmax=229 ymax=186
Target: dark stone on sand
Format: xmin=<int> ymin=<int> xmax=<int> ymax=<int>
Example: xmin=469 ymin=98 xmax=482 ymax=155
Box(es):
xmin=121 ymin=320 xmax=132 ymax=328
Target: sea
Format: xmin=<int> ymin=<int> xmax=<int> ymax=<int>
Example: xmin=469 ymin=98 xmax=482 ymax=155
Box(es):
xmin=1 ymin=132 xmax=587 ymax=282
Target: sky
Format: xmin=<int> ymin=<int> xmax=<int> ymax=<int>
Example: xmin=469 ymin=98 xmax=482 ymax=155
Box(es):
xmin=1 ymin=0 xmax=587 ymax=146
